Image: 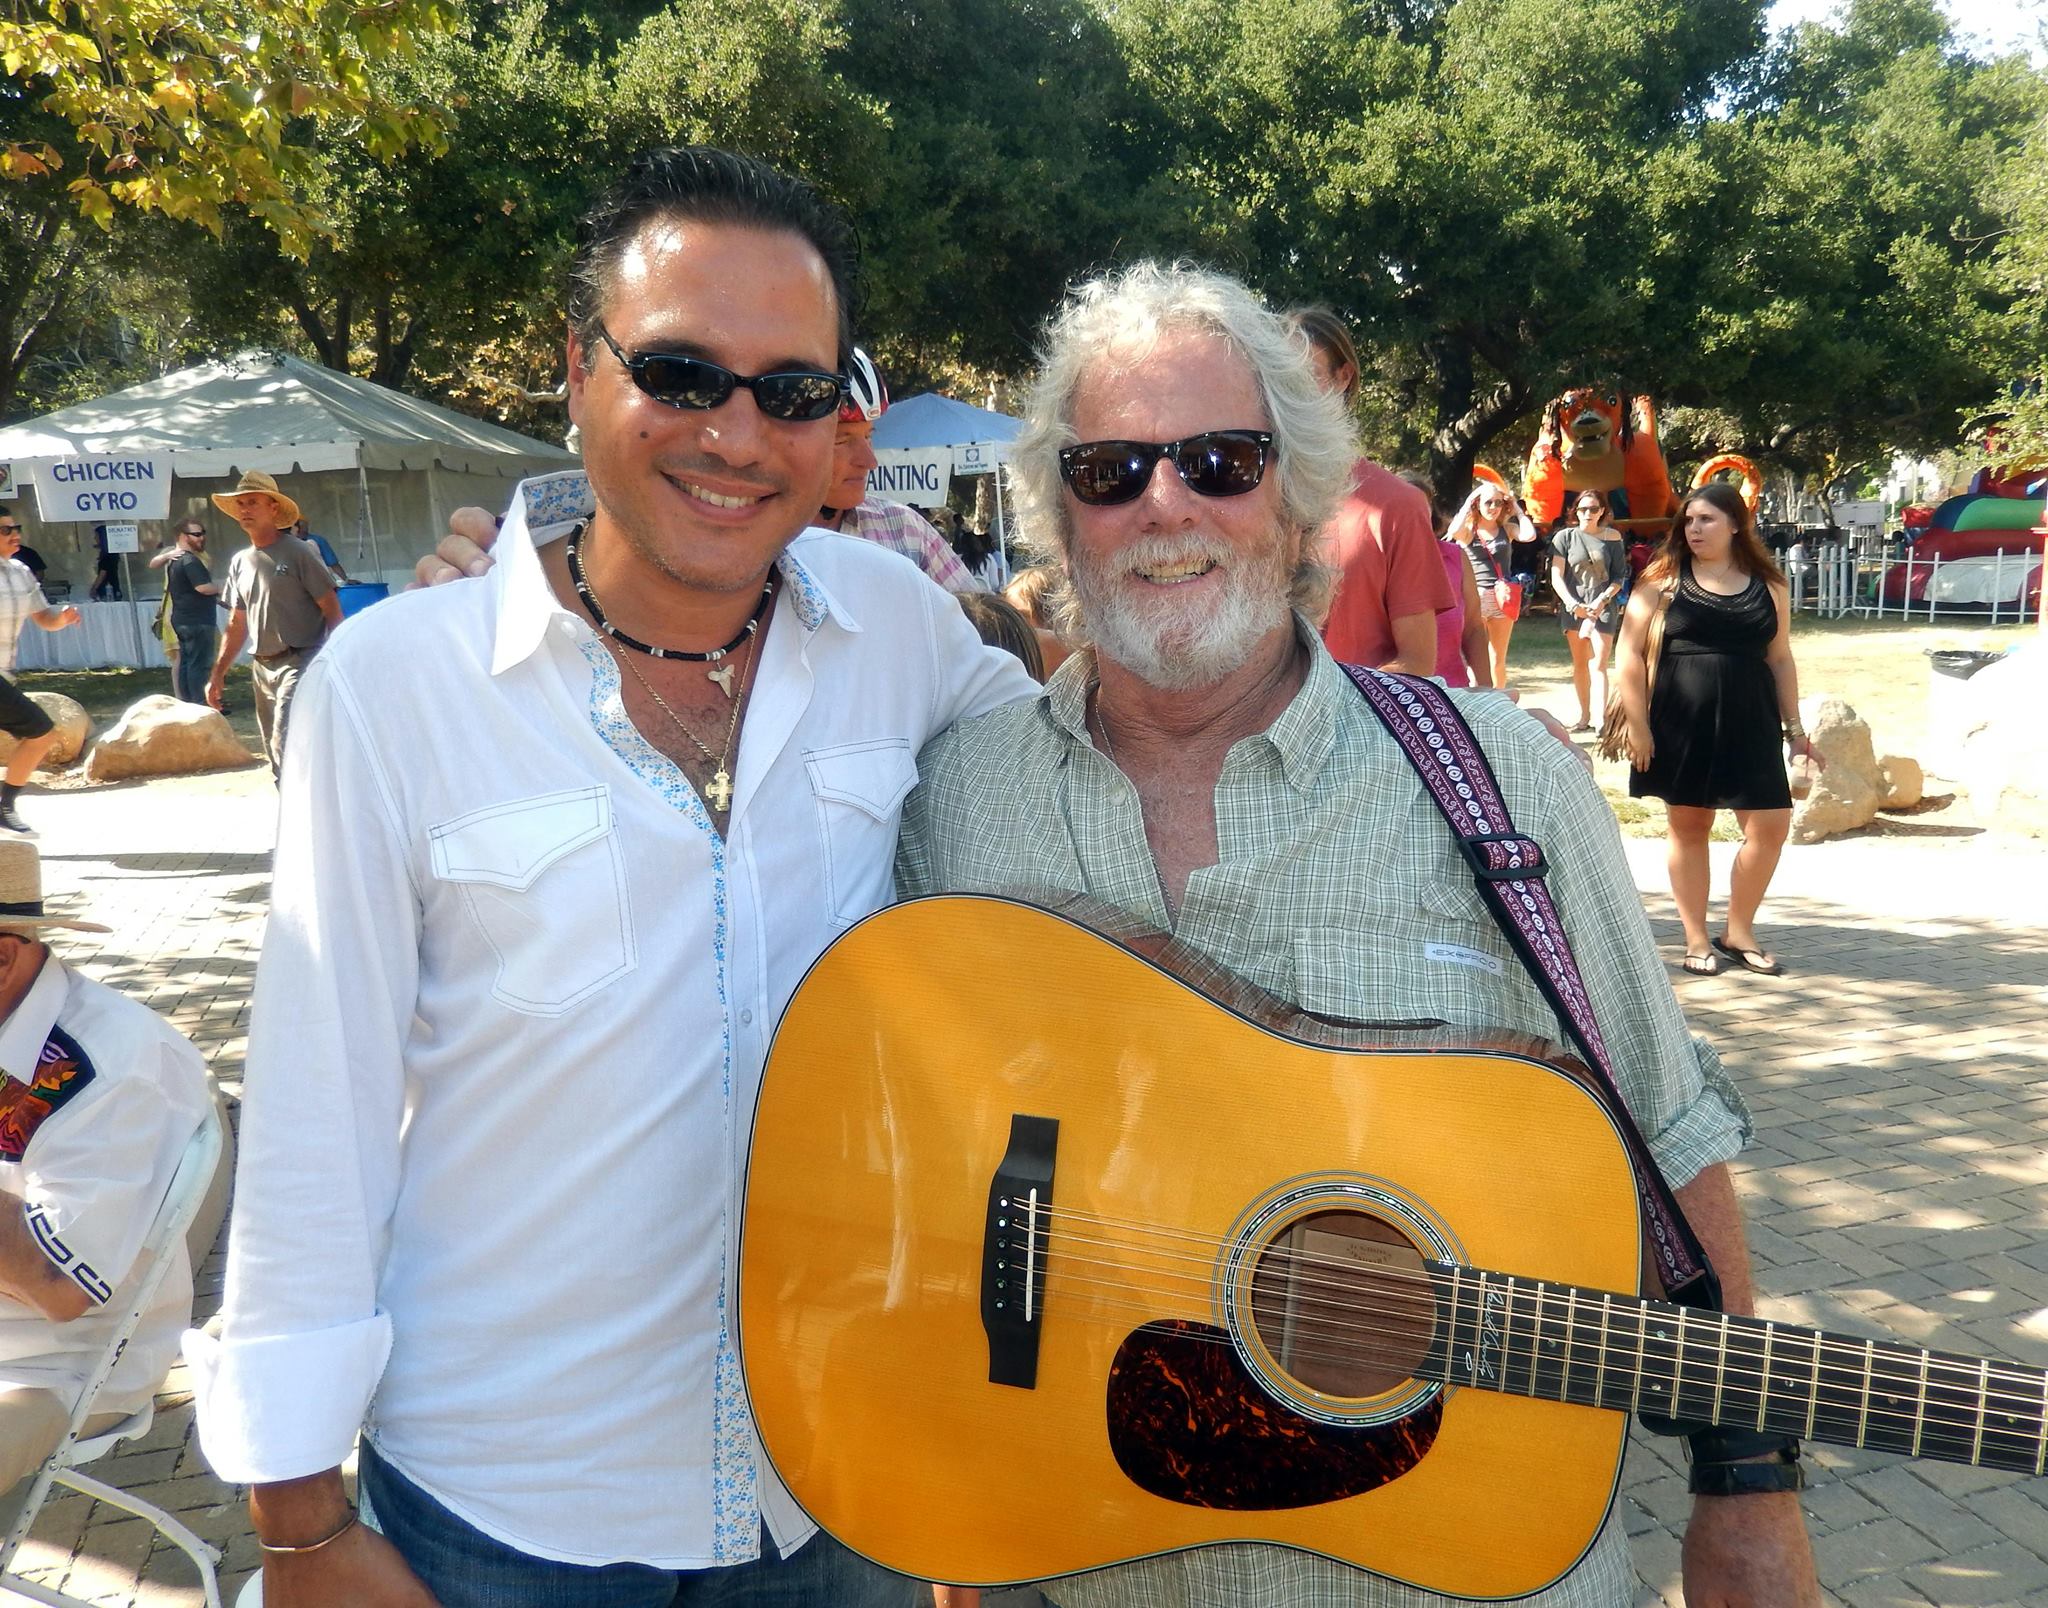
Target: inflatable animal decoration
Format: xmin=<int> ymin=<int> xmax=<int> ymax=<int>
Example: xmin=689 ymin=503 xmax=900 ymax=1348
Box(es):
xmin=1523 ymin=389 xmax=1675 ymax=531
xmin=1690 ymin=454 xmax=1763 ymax=511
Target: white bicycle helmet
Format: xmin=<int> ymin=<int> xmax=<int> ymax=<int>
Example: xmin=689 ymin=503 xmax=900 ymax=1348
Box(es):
xmin=841 ymin=347 xmax=889 ymax=423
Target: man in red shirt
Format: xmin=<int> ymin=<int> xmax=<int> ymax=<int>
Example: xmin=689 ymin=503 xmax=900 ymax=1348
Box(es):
xmin=1291 ymin=309 xmax=1450 ymax=673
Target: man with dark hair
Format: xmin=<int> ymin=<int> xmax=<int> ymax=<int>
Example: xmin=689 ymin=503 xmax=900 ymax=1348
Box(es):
xmin=0 ymin=516 xmax=80 ymax=836
xmin=191 ymin=146 xmax=1033 ymax=1606
xmin=0 ymin=514 xmax=47 ymax=587
xmin=150 ymin=521 xmax=223 ymax=705
xmin=1289 ymin=307 xmax=1451 ymax=676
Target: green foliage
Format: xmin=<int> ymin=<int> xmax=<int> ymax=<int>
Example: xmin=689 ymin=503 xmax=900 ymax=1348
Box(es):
xmin=1 ymin=0 xmax=457 ymax=254
xmin=1972 ymin=110 xmax=2048 ymax=465
xmin=5 ymin=0 xmax=2043 ymax=498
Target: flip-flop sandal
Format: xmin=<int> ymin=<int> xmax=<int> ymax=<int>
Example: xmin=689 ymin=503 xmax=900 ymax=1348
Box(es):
xmin=1712 ymin=936 xmax=1783 ymax=976
xmin=1681 ymin=952 xmax=1726 ymax=976
xmin=1570 ymin=721 xmax=1594 ymax=734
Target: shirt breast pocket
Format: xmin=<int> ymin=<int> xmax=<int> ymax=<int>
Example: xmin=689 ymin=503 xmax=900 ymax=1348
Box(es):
xmin=1291 ymin=889 xmax=1513 ymax=1030
xmin=428 ymin=786 xmax=637 ymax=1016
xmin=806 ymin=739 xmax=919 ymax=927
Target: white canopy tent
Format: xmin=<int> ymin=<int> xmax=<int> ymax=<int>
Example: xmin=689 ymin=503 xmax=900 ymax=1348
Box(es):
xmin=0 ymin=351 xmax=577 ymax=600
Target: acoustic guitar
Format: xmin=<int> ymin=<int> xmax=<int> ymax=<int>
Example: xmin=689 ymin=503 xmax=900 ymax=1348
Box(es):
xmin=738 ymin=895 xmax=2047 ymax=1598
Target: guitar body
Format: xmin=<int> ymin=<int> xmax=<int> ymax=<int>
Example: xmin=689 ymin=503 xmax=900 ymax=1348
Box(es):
xmin=739 ymin=895 xmax=1645 ymax=1597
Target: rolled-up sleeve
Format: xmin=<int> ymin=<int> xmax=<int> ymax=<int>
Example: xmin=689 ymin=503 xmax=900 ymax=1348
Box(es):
xmin=186 ymin=651 xmax=418 ymax=1483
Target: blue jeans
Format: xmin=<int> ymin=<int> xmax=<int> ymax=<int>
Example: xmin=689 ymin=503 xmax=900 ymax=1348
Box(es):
xmin=172 ymin=622 xmax=215 ymax=705
xmin=357 ymin=1442 xmax=925 ymax=1608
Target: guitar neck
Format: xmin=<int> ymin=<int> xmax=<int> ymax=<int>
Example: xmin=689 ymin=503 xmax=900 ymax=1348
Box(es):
xmin=1419 ymin=1264 xmax=2048 ymax=1475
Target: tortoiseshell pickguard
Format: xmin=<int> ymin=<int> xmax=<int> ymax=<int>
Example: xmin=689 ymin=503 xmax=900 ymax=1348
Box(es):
xmin=1106 ymin=1320 xmax=1441 ymax=1510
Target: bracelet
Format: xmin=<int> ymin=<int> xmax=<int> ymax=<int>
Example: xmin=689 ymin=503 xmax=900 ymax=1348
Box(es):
xmin=1687 ymin=1427 xmax=1805 ymax=1496
xmin=1690 ymin=1425 xmax=1800 ymax=1463
xmin=1689 ymin=1455 xmax=1808 ymax=1497
xmin=1782 ymin=724 xmax=1806 ymax=742
xmin=257 ymin=1511 xmax=361 ymax=1556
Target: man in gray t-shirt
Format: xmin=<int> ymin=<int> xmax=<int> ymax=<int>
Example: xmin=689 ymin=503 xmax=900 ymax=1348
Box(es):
xmin=204 ymin=472 xmax=342 ymax=776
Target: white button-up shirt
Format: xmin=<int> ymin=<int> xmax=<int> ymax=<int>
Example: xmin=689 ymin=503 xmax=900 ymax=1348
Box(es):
xmin=188 ymin=472 xmax=1036 ymax=1568
xmin=3 ymin=951 xmax=211 ymax=1415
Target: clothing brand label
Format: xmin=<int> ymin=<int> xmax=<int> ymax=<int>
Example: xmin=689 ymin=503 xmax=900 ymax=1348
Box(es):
xmin=1424 ymin=941 xmax=1504 ymax=976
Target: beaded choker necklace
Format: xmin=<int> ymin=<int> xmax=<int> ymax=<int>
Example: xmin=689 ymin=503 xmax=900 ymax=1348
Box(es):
xmin=566 ymin=524 xmax=773 ymax=698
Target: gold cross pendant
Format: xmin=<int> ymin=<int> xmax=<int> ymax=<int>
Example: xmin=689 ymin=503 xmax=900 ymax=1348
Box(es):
xmin=705 ymin=768 xmax=734 ymax=813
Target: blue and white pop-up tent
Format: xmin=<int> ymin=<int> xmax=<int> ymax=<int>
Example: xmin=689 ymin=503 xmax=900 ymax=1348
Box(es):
xmin=868 ymin=394 xmax=1023 ymax=571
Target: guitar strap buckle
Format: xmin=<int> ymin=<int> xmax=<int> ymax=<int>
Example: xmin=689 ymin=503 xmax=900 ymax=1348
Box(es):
xmin=1455 ymin=832 xmax=1547 ymax=883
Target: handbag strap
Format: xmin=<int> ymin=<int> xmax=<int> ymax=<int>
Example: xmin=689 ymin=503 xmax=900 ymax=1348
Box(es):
xmin=1338 ymin=663 xmax=1721 ymax=1314
xmin=1641 ymin=581 xmax=1674 ymax=703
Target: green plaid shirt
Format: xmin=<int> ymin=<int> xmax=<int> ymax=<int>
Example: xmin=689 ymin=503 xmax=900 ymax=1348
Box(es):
xmin=896 ymin=625 xmax=1750 ymax=1608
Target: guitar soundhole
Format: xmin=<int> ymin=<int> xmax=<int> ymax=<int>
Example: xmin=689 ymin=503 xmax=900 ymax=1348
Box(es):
xmin=1247 ymin=1209 xmax=1434 ymax=1399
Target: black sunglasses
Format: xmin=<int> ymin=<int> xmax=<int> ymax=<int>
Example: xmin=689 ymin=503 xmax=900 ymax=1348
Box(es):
xmin=593 ymin=323 xmax=845 ymax=423
xmin=1057 ymin=430 xmax=1275 ymax=507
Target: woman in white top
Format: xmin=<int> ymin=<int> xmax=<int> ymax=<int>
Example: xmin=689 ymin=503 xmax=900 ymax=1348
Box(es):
xmin=1446 ymin=481 xmax=1534 ymax=688
xmin=1549 ymin=489 xmax=1631 ymax=731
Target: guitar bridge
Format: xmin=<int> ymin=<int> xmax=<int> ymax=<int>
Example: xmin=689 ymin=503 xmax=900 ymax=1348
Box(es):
xmin=983 ymin=1113 xmax=1058 ymax=1388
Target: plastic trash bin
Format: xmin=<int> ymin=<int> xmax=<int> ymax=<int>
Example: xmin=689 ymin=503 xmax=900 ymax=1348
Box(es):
xmin=337 ymin=582 xmax=390 ymax=619
xmin=1927 ymin=648 xmax=2004 ymax=681
xmin=1926 ymin=648 xmax=2005 ymax=775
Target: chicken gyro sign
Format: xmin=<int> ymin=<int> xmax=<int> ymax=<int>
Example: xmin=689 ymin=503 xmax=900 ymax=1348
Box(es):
xmin=31 ymin=455 xmax=172 ymax=521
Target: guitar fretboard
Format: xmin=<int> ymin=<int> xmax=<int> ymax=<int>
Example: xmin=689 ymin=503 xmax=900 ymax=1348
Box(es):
xmin=1417 ymin=1264 xmax=2048 ymax=1474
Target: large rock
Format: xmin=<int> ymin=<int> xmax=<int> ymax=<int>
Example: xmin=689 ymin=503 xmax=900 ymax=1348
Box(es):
xmin=0 ymin=693 xmax=92 ymax=769
xmin=83 ymin=696 xmax=254 ymax=782
xmin=1790 ymin=695 xmax=1882 ymax=843
xmin=1878 ymin=754 xmax=1924 ymax=810
xmin=1953 ymin=643 xmax=2048 ymax=836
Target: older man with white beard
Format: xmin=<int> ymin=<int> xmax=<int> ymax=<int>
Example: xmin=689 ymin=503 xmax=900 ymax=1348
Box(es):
xmin=895 ymin=262 xmax=1820 ymax=1608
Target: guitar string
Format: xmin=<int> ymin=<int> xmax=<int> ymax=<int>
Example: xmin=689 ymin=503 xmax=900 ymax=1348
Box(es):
xmin=1031 ymin=1258 xmax=2048 ymax=1422
xmin=1006 ymin=1221 xmax=2048 ymax=1417
xmin=1019 ymin=1199 xmax=2044 ymax=1391
xmin=1023 ymin=1267 xmax=2042 ymax=1445
xmin=1031 ymin=1239 xmax=2048 ymax=1417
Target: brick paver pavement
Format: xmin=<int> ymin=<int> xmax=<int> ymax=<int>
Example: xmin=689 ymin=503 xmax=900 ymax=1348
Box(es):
xmin=4 ymin=773 xmax=2044 ymax=1608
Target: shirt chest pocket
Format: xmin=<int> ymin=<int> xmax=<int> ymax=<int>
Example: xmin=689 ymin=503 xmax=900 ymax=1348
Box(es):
xmin=806 ymin=739 xmax=919 ymax=927
xmin=428 ymin=786 xmax=637 ymax=1016
xmin=1290 ymin=888 xmax=1516 ymax=1031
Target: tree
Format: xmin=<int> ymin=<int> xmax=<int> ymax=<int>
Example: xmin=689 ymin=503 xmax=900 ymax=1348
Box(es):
xmin=1971 ymin=110 xmax=2048 ymax=465
xmin=2 ymin=0 xmax=456 ymax=252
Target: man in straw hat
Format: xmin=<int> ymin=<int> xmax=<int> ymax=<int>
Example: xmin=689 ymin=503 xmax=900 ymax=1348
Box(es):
xmin=205 ymin=470 xmax=343 ymax=777
xmin=0 ymin=838 xmax=210 ymax=1507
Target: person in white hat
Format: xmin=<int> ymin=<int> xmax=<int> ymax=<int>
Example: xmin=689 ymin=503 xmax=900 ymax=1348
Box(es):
xmin=0 ymin=838 xmax=210 ymax=1507
xmin=204 ymin=470 xmax=344 ymax=777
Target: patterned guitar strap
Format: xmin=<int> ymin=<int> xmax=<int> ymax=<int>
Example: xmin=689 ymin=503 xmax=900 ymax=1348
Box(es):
xmin=1340 ymin=665 xmax=1724 ymax=1434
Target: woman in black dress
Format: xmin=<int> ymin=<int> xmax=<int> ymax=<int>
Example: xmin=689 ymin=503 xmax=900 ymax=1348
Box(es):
xmin=1619 ymin=483 xmax=1817 ymax=976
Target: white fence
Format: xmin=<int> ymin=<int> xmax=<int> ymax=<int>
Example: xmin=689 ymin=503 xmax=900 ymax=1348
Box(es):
xmin=1788 ymin=535 xmax=2044 ymax=626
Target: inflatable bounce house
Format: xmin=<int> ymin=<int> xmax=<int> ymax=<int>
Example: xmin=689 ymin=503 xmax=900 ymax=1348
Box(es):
xmin=1882 ymin=460 xmax=2045 ymax=610
xmin=1523 ymin=389 xmax=1677 ymax=533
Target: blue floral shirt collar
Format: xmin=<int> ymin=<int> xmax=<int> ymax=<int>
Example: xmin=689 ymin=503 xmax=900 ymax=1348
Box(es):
xmin=489 ymin=472 xmax=852 ymax=675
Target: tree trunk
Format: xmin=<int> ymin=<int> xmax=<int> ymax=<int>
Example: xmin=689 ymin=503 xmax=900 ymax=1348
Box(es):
xmin=290 ymin=287 xmax=353 ymax=372
xmin=1427 ymin=378 xmax=1531 ymax=504
xmin=370 ymin=295 xmax=422 ymax=391
xmin=0 ymin=197 xmax=78 ymax=419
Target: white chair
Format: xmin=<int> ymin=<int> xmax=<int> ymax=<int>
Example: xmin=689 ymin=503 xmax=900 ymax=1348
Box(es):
xmin=0 ymin=1107 xmax=225 ymax=1608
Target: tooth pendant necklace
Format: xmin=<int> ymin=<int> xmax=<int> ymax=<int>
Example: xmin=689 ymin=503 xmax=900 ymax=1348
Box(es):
xmin=566 ymin=523 xmax=772 ymax=699
xmin=614 ymin=628 xmax=759 ymax=816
